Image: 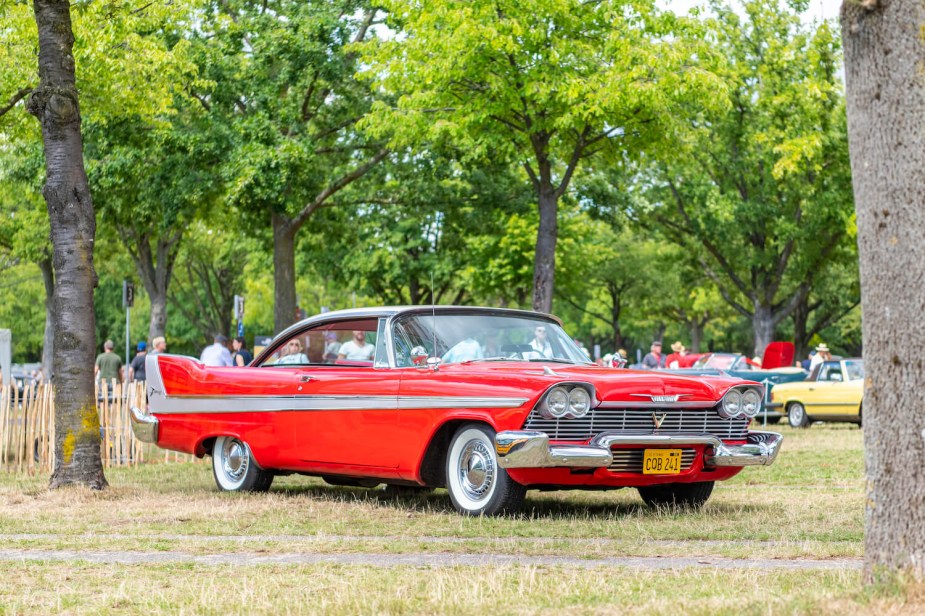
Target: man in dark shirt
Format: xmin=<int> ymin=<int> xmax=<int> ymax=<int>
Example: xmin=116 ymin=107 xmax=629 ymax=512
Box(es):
xmin=129 ymin=341 xmax=147 ymax=381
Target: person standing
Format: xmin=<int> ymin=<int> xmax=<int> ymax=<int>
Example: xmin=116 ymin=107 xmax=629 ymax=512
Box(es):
xmin=338 ymin=330 xmax=375 ymax=361
xmin=200 ymin=334 xmax=234 ymax=366
xmin=642 ymin=341 xmax=664 ymax=369
xmin=128 ymin=341 xmax=148 ymax=381
xmin=149 ymin=336 xmax=167 ymax=355
xmin=95 ymin=339 xmax=124 ymax=383
xmin=233 ymin=336 xmax=253 ymax=367
xmin=810 ymin=343 xmax=831 ymax=371
xmin=665 ymin=341 xmax=687 ymax=369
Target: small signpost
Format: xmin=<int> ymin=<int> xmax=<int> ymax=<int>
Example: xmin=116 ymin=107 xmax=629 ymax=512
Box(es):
xmin=122 ymin=281 xmax=134 ymax=368
xmin=234 ymin=295 xmax=245 ymax=338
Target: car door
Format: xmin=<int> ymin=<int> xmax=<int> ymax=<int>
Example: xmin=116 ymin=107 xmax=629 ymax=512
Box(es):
xmin=292 ymin=365 xmax=400 ymax=469
xmin=804 ymin=362 xmax=843 ymax=417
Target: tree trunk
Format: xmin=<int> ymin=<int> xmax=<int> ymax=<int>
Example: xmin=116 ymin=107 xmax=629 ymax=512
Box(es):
xmin=842 ymin=0 xmax=925 ymax=581
xmin=39 ymin=253 xmax=54 ymax=381
xmin=690 ymin=320 xmax=704 ymax=354
xmin=272 ymin=212 xmax=297 ymax=334
xmin=791 ymin=296 xmax=811 ymax=362
xmin=126 ymin=231 xmax=181 ymax=342
xmin=27 ymin=0 xmax=106 ymax=489
xmin=751 ymin=303 xmax=777 ymax=358
xmin=532 ymin=185 xmax=558 ymax=313
xmin=610 ymin=293 xmax=624 ymax=351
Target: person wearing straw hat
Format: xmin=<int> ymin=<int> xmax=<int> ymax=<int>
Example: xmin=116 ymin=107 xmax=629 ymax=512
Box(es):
xmin=809 ymin=343 xmax=831 ymax=371
xmin=665 ymin=341 xmax=687 ymax=369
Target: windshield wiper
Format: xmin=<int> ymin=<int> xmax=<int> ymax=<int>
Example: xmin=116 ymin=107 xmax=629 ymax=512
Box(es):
xmin=463 ymin=356 xmax=526 ymax=364
xmin=527 ymin=358 xmax=579 ymax=364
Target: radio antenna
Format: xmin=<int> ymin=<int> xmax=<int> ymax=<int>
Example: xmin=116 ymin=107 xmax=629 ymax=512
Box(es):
xmin=431 ymin=271 xmax=437 ymax=363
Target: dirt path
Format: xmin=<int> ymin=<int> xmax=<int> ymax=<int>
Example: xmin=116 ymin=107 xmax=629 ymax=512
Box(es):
xmin=0 ymin=533 xmax=861 ymax=570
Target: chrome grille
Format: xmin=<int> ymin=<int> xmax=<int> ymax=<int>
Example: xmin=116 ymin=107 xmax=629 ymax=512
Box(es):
xmin=609 ymin=448 xmax=697 ymax=473
xmin=522 ymin=407 xmax=748 ymax=441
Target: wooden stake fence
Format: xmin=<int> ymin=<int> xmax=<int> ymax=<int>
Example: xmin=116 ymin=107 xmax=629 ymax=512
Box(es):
xmin=0 ymin=379 xmax=197 ymax=474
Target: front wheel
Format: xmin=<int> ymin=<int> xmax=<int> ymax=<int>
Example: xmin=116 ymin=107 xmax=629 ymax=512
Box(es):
xmin=212 ymin=436 xmax=273 ymax=492
xmin=788 ymin=402 xmax=809 ymax=428
xmin=446 ymin=424 xmax=526 ymax=516
xmin=638 ymin=481 xmax=714 ymax=510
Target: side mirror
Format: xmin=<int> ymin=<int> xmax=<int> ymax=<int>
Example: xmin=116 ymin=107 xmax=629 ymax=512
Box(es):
xmin=410 ymin=346 xmax=429 ymax=367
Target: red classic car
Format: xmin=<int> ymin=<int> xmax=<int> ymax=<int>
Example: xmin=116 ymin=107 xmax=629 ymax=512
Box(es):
xmin=131 ymin=306 xmax=782 ymax=515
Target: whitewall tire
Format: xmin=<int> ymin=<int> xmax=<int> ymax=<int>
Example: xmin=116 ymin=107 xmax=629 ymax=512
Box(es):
xmin=446 ymin=424 xmax=525 ymax=516
xmin=212 ymin=436 xmax=273 ymax=492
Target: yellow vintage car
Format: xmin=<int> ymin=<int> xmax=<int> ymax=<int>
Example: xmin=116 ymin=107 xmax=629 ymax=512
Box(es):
xmin=767 ymin=359 xmax=864 ymax=428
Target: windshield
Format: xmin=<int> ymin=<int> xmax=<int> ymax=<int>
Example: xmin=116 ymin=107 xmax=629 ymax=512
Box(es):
xmin=693 ymin=354 xmax=739 ymax=370
xmin=392 ymin=312 xmax=591 ymax=367
xmin=844 ymin=360 xmax=864 ymax=381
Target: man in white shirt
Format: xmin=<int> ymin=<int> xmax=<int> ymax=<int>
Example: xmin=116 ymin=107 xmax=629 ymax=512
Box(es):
xmin=201 ymin=334 xmax=234 ymax=366
xmin=443 ymin=338 xmax=484 ymax=364
xmin=338 ymin=330 xmax=375 ymax=361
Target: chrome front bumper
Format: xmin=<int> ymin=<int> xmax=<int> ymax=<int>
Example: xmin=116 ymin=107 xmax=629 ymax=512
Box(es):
xmin=129 ymin=406 xmax=159 ymax=443
xmin=495 ymin=430 xmax=783 ymax=469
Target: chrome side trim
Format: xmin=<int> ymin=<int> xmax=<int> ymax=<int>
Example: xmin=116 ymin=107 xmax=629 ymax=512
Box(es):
xmin=149 ymin=393 xmax=529 ymax=415
xmin=129 ymin=406 xmax=159 ymax=443
xmin=495 ymin=430 xmax=783 ymax=469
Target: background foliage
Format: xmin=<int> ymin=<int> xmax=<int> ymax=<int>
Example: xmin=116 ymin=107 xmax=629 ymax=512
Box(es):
xmin=0 ymin=0 xmax=860 ymax=363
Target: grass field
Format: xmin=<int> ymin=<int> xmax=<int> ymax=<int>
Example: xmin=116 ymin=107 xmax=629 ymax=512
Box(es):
xmin=1 ymin=423 xmax=922 ymax=614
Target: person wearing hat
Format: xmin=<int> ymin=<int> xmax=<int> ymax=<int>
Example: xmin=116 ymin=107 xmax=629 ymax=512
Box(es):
xmin=642 ymin=341 xmax=664 ymax=369
xmin=128 ymin=341 xmax=148 ymax=382
xmin=665 ymin=341 xmax=687 ymax=369
xmin=200 ymin=334 xmax=234 ymax=366
xmin=809 ymin=343 xmax=831 ymax=371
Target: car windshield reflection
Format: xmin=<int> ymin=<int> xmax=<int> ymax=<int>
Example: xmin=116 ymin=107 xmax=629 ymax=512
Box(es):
xmin=392 ymin=313 xmax=591 ymax=367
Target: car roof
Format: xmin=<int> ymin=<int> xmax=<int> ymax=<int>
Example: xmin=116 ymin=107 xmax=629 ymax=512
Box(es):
xmin=266 ymin=305 xmax=562 ymax=353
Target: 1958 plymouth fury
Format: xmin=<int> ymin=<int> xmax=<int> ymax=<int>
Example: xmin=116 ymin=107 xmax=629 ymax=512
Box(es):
xmin=131 ymin=306 xmax=782 ymax=515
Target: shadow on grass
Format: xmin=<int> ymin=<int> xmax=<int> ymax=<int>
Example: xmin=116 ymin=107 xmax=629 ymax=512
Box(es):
xmin=269 ymin=481 xmax=772 ymax=520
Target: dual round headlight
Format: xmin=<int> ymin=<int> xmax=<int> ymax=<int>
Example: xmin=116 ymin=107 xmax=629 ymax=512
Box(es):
xmin=542 ymin=385 xmax=593 ymax=419
xmin=719 ymin=387 xmax=762 ymax=419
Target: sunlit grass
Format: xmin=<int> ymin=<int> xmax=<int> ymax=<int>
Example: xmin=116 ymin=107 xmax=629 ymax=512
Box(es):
xmin=0 ymin=424 xmax=883 ymax=613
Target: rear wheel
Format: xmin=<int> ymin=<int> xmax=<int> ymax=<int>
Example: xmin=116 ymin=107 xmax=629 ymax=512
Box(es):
xmin=638 ymin=481 xmax=714 ymax=510
xmin=787 ymin=402 xmax=809 ymax=428
xmin=212 ymin=436 xmax=273 ymax=492
xmin=446 ymin=424 xmax=525 ymax=516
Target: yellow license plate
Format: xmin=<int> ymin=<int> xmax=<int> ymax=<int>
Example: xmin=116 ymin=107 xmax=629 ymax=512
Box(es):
xmin=642 ymin=449 xmax=683 ymax=475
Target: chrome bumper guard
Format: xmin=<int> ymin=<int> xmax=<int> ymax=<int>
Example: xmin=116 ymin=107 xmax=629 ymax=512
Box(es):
xmin=495 ymin=430 xmax=783 ymax=469
xmin=129 ymin=406 xmax=159 ymax=444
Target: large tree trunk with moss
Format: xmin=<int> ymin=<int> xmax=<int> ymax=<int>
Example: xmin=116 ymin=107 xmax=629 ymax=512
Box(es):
xmin=27 ymin=0 xmax=106 ymax=489
xmin=842 ymin=0 xmax=925 ymax=580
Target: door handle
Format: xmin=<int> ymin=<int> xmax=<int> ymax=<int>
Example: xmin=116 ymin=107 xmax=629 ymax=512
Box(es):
xmin=299 ymin=375 xmax=317 ymax=382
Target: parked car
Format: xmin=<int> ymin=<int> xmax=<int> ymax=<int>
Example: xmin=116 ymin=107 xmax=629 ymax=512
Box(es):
xmin=131 ymin=306 xmax=782 ymax=515
xmin=766 ymin=358 xmax=864 ymax=428
xmin=672 ymin=347 xmax=807 ymax=424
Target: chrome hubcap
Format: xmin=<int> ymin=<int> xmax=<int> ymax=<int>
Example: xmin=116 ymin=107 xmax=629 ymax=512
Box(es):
xmin=791 ymin=405 xmax=804 ymax=425
xmin=458 ymin=439 xmax=494 ymax=501
xmin=222 ymin=439 xmax=248 ymax=482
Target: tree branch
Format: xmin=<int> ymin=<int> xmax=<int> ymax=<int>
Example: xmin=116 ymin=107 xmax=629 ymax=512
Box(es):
xmin=0 ymin=87 xmax=32 ymax=118
xmin=292 ymin=147 xmax=389 ymax=229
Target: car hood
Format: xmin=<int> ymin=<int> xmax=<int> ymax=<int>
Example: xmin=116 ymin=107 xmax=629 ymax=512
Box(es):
xmin=442 ymin=362 xmax=750 ymax=405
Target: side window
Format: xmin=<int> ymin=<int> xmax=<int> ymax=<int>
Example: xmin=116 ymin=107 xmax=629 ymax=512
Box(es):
xmin=260 ymin=319 xmax=380 ymax=367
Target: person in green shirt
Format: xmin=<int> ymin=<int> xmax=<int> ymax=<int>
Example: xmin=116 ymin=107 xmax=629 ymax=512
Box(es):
xmin=95 ymin=339 xmax=124 ymax=383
